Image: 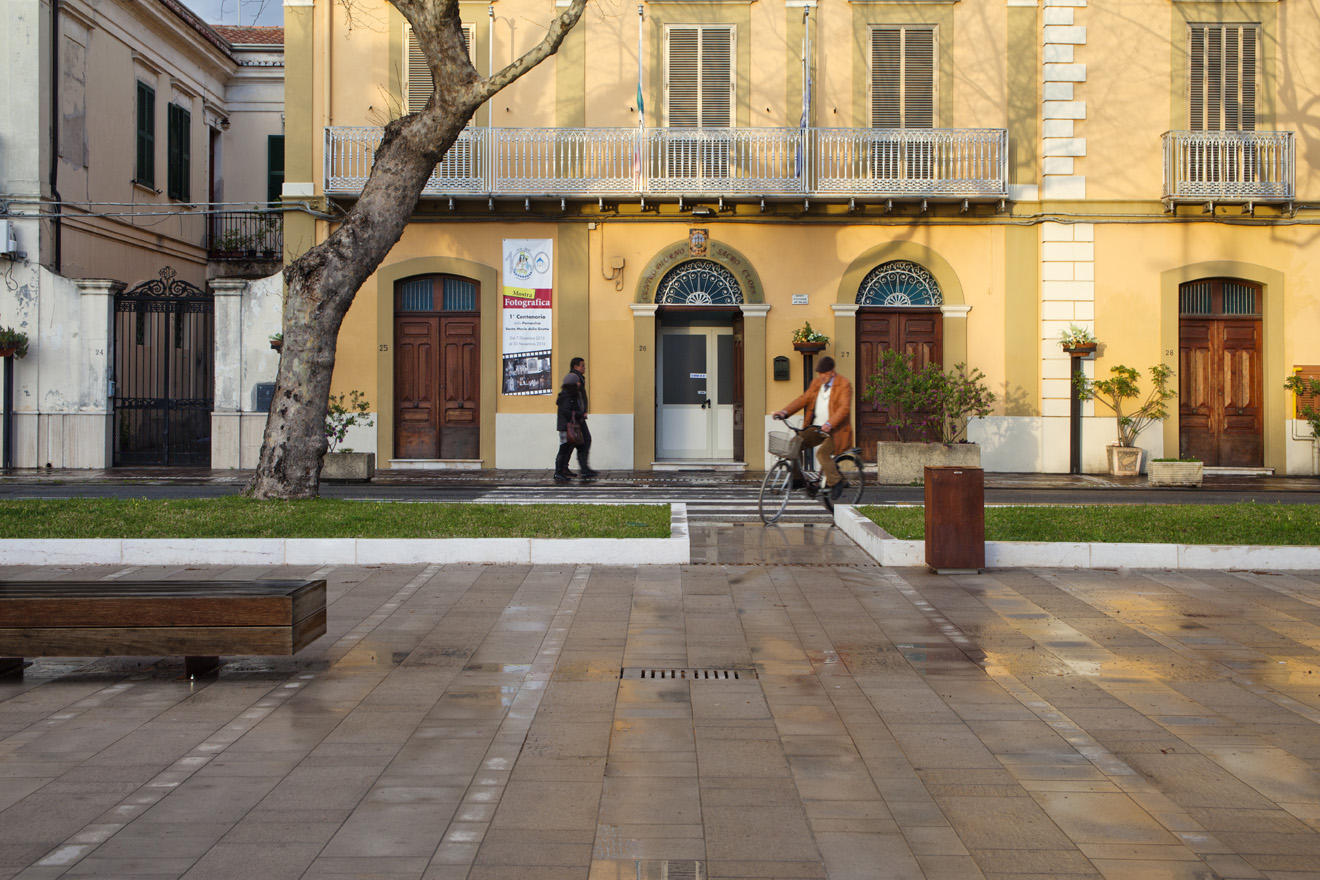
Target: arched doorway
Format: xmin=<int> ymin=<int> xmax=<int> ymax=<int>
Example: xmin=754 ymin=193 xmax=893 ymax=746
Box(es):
xmin=393 ymin=274 xmax=480 ymax=460
xmin=1178 ymin=277 xmax=1263 ymax=466
xmin=655 ymin=259 xmax=745 ymax=461
xmin=855 ymin=260 xmax=943 ymax=459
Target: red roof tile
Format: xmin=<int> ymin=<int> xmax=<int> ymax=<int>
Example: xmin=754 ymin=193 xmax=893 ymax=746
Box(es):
xmin=215 ymin=26 xmax=284 ymax=47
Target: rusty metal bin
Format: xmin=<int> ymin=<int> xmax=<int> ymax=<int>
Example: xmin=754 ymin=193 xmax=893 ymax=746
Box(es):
xmin=924 ymin=466 xmax=985 ymax=572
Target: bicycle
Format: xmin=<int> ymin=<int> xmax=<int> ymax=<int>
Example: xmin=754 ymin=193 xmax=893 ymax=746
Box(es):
xmin=759 ymin=418 xmax=865 ymax=524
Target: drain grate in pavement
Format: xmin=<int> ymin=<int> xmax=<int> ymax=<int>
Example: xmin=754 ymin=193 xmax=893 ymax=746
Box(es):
xmin=620 ymin=667 xmax=757 ymax=680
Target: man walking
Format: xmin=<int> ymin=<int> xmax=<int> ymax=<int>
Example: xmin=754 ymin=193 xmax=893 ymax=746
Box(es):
xmin=564 ymin=357 xmax=598 ymax=479
xmin=773 ymin=356 xmax=853 ymax=500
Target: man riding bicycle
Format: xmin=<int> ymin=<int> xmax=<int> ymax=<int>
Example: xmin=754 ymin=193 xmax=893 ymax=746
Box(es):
xmin=773 ymin=356 xmax=854 ymax=501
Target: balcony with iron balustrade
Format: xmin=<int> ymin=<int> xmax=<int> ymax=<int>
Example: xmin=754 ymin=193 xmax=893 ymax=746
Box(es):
xmin=1162 ymin=130 xmax=1295 ymax=208
xmin=324 ymin=126 xmax=1009 ymax=202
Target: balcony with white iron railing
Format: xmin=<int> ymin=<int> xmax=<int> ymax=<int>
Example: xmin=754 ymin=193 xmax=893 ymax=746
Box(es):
xmin=1163 ymin=130 xmax=1295 ymax=204
xmin=325 ymin=126 xmax=1009 ymax=201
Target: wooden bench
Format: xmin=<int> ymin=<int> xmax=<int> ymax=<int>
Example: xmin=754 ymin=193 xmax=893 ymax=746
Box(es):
xmin=0 ymin=579 xmax=327 ymax=677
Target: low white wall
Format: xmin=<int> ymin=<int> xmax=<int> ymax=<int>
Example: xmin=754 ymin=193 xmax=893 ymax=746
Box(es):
xmin=494 ymin=412 xmax=633 ymax=470
xmin=1283 ymin=421 xmax=1318 ymax=475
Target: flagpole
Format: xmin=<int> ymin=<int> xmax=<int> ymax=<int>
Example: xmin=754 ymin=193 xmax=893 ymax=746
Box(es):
xmin=637 ymin=4 xmax=645 ymax=187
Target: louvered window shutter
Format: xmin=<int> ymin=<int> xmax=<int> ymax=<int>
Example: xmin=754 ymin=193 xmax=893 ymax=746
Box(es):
xmin=136 ymin=81 xmax=155 ymax=187
xmin=700 ymin=27 xmax=732 ymax=127
xmin=167 ymin=103 xmax=190 ymax=201
xmin=407 ymin=23 xmax=473 ymax=114
xmin=871 ymin=26 xmax=935 ymax=129
xmin=665 ymin=25 xmax=733 ymax=128
xmin=1188 ymin=24 xmax=1257 ymax=131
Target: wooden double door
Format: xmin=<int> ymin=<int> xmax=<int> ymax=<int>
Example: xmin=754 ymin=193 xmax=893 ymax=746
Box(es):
xmin=1179 ymin=316 xmax=1263 ymax=467
xmin=856 ymin=308 xmax=942 ymax=460
xmin=394 ymin=276 xmax=480 ymax=460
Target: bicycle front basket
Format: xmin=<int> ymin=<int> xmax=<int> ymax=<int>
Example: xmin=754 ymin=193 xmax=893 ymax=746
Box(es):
xmin=767 ymin=432 xmax=795 ymax=458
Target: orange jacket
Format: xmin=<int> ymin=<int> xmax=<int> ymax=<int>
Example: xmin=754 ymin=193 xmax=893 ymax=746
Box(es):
xmin=781 ymin=371 xmax=853 ymax=450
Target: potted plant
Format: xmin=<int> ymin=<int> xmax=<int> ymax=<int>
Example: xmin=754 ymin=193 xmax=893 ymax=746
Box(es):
xmin=862 ymin=350 xmax=996 ymax=484
xmin=1285 ymin=373 xmax=1320 ymax=474
xmin=792 ymin=322 xmax=829 ymax=353
xmin=0 ymin=326 xmax=29 ymax=359
xmin=1073 ymin=363 xmax=1176 ymax=476
xmin=1148 ymin=456 xmax=1203 ymax=487
xmin=321 ymin=390 xmax=376 ymax=481
xmin=1059 ymin=323 xmax=1098 ymax=356
xmin=269 ymin=331 xmax=283 ymax=352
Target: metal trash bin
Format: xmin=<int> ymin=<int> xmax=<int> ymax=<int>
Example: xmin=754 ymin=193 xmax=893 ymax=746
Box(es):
xmin=924 ymin=466 xmax=985 ymax=572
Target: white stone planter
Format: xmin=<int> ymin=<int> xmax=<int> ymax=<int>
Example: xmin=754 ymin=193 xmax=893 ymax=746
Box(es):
xmin=1148 ymin=460 xmax=1203 ymax=487
xmin=1106 ymin=444 xmax=1143 ymax=477
xmin=322 ymin=452 xmax=376 ymax=482
xmin=873 ymin=442 xmax=981 ymax=485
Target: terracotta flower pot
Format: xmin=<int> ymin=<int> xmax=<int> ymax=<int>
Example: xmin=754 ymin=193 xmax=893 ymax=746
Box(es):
xmin=270 ymin=340 xmax=283 ymax=352
xmin=793 ymin=342 xmax=827 ymax=354
xmin=1062 ymin=342 xmax=1097 ymax=356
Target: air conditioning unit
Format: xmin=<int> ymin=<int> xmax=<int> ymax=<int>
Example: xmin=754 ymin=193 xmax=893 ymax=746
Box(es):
xmin=0 ymin=220 xmax=17 ymax=258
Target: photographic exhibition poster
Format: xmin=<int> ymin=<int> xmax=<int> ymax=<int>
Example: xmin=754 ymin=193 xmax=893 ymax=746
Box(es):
xmin=501 ymin=239 xmax=554 ymax=396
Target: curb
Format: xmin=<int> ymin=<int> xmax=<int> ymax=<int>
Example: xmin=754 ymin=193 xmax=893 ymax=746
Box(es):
xmin=0 ymin=505 xmax=691 ymax=567
xmin=834 ymin=505 xmax=1320 ymax=571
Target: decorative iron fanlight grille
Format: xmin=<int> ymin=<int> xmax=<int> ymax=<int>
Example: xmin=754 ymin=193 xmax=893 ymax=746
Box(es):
xmin=655 ymin=259 xmax=744 ymax=305
xmin=856 ymin=260 xmax=943 ymax=306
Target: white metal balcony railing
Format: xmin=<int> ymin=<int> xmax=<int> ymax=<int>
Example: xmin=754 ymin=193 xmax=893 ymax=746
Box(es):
xmin=325 ymin=126 xmax=1010 ymax=200
xmin=1163 ymin=130 xmax=1295 ymax=201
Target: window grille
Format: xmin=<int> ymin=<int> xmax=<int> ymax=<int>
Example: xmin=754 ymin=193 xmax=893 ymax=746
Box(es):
xmin=655 ymin=260 xmax=743 ymax=305
xmin=857 ymin=261 xmax=942 ymax=307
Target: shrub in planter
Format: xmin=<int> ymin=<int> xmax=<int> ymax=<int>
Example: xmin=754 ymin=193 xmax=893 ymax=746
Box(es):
xmin=862 ymin=349 xmax=996 ymax=444
xmin=323 ymin=390 xmax=376 ymax=481
xmin=1073 ymin=363 xmax=1175 ymax=474
xmin=1284 ymin=374 xmax=1320 ymax=439
xmin=0 ymin=325 xmax=30 ymax=359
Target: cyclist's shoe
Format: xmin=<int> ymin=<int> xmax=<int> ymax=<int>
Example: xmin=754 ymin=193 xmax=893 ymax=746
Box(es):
xmin=805 ymin=481 xmax=819 ymax=498
xmin=553 ymin=471 xmax=573 ymax=483
xmin=830 ymin=480 xmax=849 ymax=501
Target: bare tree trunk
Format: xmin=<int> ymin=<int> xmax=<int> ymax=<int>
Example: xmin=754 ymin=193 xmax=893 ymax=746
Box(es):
xmin=247 ymin=0 xmax=586 ymax=499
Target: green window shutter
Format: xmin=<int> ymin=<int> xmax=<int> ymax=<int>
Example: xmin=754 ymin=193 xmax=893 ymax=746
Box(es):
xmin=136 ymin=81 xmax=155 ymax=187
xmin=167 ymin=104 xmax=191 ymax=201
xmin=267 ymin=135 xmax=285 ymax=204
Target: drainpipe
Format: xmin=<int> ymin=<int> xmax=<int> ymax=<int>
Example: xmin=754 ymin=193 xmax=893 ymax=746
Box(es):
xmin=50 ymin=0 xmax=62 ymax=273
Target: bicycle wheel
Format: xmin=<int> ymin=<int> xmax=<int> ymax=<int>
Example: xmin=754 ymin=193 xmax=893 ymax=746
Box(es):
xmin=759 ymin=459 xmax=795 ymax=524
xmin=832 ymin=454 xmax=865 ymax=505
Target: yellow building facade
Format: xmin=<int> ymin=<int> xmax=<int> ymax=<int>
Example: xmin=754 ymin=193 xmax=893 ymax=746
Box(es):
xmin=282 ymin=0 xmax=1320 ymax=475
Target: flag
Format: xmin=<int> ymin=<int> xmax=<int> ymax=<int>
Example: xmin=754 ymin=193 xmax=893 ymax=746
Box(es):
xmin=634 ymin=76 xmax=646 ymax=180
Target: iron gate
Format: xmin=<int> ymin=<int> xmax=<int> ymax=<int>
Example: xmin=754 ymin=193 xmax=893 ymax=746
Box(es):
xmin=113 ymin=268 xmax=215 ymax=466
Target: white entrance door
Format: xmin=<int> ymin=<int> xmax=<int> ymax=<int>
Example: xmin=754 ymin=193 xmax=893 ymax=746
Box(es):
xmin=657 ymin=327 xmax=734 ymax=459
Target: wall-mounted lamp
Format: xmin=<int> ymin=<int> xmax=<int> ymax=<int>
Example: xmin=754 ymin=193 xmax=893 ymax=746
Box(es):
xmin=691 ymin=206 xmax=716 ymax=218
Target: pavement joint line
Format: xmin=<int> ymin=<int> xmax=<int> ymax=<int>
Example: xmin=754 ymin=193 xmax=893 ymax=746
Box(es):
xmin=1046 ymin=568 xmax=1320 ymax=728
xmin=878 ymin=569 xmax=1227 ymax=864
xmin=26 ymin=564 xmax=442 ymax=873
xmin=427 ymin=564 xmax=590 ymax=873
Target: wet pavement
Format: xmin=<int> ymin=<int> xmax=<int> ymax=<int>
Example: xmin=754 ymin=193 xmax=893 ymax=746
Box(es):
xmin=3 ymin=526 xmax=1320 ymax=879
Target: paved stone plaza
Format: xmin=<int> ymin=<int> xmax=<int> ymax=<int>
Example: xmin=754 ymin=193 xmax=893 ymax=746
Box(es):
xmin=3 ymin=525 xmax=1320 ymax=879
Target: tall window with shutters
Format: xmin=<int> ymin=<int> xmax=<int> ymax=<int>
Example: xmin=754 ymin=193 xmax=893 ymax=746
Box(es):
xmin=135 ymin=81 xmax=155 ymax=188
xmin=665 ymin=24 xmax=734 ymax=179
xmin=405 ymin=23 xmax=474 ymax=114
xmin=166 ymin=103 xmax=191 ymax=202
xmin=1187 ymin=23 xmax=1258 ymax=184
xmin=869 ymin=25 xmax=936 ymax=180
xmin=1189 ymin=24 xmax=1257 ymax=132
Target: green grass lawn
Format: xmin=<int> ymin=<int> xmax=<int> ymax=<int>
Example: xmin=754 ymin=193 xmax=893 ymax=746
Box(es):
xmin=859 ymin=502 xmax=1320 ymax=546
xmin=0 ymin=498 xmax=672 ymax=540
